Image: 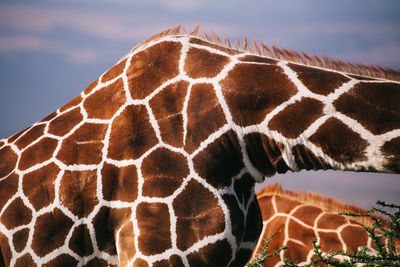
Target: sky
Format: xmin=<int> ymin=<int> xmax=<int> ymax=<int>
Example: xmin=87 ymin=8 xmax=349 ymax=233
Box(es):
xmin=0 ymin=0 xmax=399 ymax=209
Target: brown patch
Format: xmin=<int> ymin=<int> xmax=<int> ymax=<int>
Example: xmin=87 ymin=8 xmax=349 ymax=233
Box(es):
xmin=288 ymin=219 xmax=316 ymax=250
xmin=101 ymin=163 xmax=138 ymax=202
xmin=244 ymin=133 xmax=289 ymax=176
xmin=1 ymin=197 xmax=32 ymax=229
xmin=238 ymin=55 xmax=277 ymax=64
xmin=220 ymin=63 xmax=297 ymax=126
xmin=153 ymin=255 xmax=185 ymax=267
xmin=318 ymin=232 xmax=343 ymax=253
xmin=43 ymin=254 xmax=78 ymax=267
xmin=118 ymin=222 xmax=135 ymax=267
xmin=292 ymin=144 xmax=332 ymax=170
xmin=184 ymin=83 xmax=227 ymax=153
xmin=317 ymin=213 xmax=347 ymax=229
xmin=275 ymin=195 xmax=301 ymax=213
xmin=150 ymin=80 xmax=188 ymax=147
xmin=261 ymin=216 xmax=288 ymax=266
xmin=184 ymin=47 xmax=229 ymax=78
xmin=233 ymin=173 xmax=255 ymax=206
xmin=83 ymin=79 xmax=99 ymax=95
xmin=7 ymin=128 xmax=26 ymax=143
xmin=334 ymin=82 xmax=400 ymax=135
xmin=22 ymin=162 xmax=60 ymax=211
xmin=136 ymin=202 xmax=171 ymax=255
xmin=48 ymin=107 xmax=83 ymax=136
xmin=268 ymin=98 xmax=324 ymax=138
xmin=232 ymin=249 xmax=253 ymax=267
xmin=193 ymin=130 xmax=243 ymax=188
xmin=56 ymin=123 xmax=107 ymax=165
xmin=142 ymin=148 xmax=189 ymax=197
xmin=0 ymin=172 xmax=18 ymax=210
xmin=132 ymin=258 xmax=149 ymax=267
xmin=242 ymin=198 xmax=262 ymax=243
xmin=381 ymin=137 xmax=400 ymax=172
xmin=18 ymin=137 xmax=58 ymax=170
xmin=223 ymin=194 xmax=245 ymax=244
xmin=283 ymin=241 xmax=309 ymax=264
xmin=39 ymin=111 xmax=57 ymax=123
xmin=13 ymin=228 xmax=29 ymax=252
xmin=84 ymin=78 xmax=126 ymax=120
xmin=187 ymin=239 xmax=232 ymax=267
xmin=92 ymin=206 xmax=131 ymax=255
xmin=288 ymin=63 xmax=350 ymax=95
xmin=59 ymin=170 xmax=98 ymax=218
xmin=14 ymin=254 xmax=36 ymax=267
xmin=173 ymin=179 xmax=225 ymax=251
xmin=102 ymin=58 xmax=127 ymax=82
xmin=14 ymin=124 xmax=45 ymax=149
xmin=257 ymin=195 xmax=274 ymax=221
xmin=189 ymin=37 xmax=241 ymax=55
xmin=0 ymin=232 xmax=11 ymax=266
xmin=127 ymin=41 xmax=181 ymax=100
xmin=0 ymin=146 xmax=17 ymax=177
xmin=309 ymin=117 xmax=368 ymax=164
xmin=32 ymin=208 xmax=74 ymax=257
xmin=292 ymin=205 xmax=323 ymax=226
xmin=348 ymin=74 xmax=378 ymax=81
xmin=59 ymin=94 xmax=83 ymax=113
xmin=69 ymin=224 xmax=93 ymax=257
xmin=84 ymin=258 xmax=109 ymax=267
xmin=341 ymin=225 xmax=368 ymax=253
xmin=108 ymin=105 xmax=158 ymax=160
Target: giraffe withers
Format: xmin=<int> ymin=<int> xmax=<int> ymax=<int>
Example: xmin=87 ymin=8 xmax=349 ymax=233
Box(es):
xmin=0 ymin=25 xmax=399 ymax=266
xmin=251 ymin=183 xmax=399 ymax=266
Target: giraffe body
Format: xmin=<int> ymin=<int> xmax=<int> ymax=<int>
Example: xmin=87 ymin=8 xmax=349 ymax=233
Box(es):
xmin=0 ymin=27 xmax=399 ymax=266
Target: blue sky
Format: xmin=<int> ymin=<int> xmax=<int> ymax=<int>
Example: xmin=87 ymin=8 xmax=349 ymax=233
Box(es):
xmin=0 ymin=0 xmax=399 ymax=208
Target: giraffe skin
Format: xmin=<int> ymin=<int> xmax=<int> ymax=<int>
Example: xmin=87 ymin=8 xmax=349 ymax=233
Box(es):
xmin=0 ymin=28 xmax=399 ymax=266
xmin=251 ymin=183 xmax=399 ymax=266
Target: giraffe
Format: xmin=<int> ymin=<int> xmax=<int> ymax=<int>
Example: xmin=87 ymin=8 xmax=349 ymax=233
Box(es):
xmin=250 ymin=183 xmax=399 ymax=266
xmin=0 ymin=25 xmax=399 ymax=266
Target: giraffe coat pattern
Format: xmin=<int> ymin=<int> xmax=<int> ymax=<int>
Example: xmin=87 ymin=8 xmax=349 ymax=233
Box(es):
xmin=0 ymin=28 xmax=399 ymax=266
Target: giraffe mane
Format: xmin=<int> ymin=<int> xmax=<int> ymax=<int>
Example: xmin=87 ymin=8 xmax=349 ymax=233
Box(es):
xmin=257 ymin=183 xmax=390 ymax=227
xmin=134 ymin=25 xmax=400 ymax=82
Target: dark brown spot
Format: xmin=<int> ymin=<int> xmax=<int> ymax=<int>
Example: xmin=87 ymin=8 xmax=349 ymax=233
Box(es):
xmin=242 ymin=198 xmax=262 ymax=243
xmin=334 ymin=82 xmax=400 ymax=135
xmin=84 ymin=78 xmax=126 ymax=120
xmin=222 ymin=194 xmax=244 ymax=244
xmin=118 ymin=222 xmax=135 ymax=266
xmin=102 ymin=58 xmax=127 ymax=82
xmin=317 ymin=213 xmax=347 ymax=229
xmin=108 ymin=105 xmax=158 ymax=160
xmin=268 ymin=98 xmax=324 ymax=138
xmin=193 ymin=130 xmax=243 ymax=188
xmin=318 ymin=232 xmax=343 ymax=253
xmin=189 ymin=38 xmax=241 ymax=55
xmin=14 ymin=254 xmax=36 ymax=267
xmin=283 ymin=241 xmax=309 ymax=264
xmin=173 ymin=179 xmax=225 ymax=251
xmin=0 ymin=173 xmax=18 ymax=211
xmin=0 ymin=146 xmax=17 ymax=178
xmin=341 ymin=225 xmax=368 ymax=253
xmin=244 ymin=133 xmax=289 ymax=176
xmin=14 ymin=124 xmax=45 ymax=149
xmin=18 ymin=137 xmax=58 ymax=170
xmin=238 ymin=55 xmax=277 ymax=64
xmin=68 ymin=224 xmax=94 ymax=257
xmin=348 ymin=74 xmax=378 ymax=81
xmin=0 ymin=231 xmax=11 ymax=266
xmin=381 ymin=137 xmax=400 ymax=172
xmin=185 ymin=83 xmax=227 ymax=153
xmin=149 ymin=80 xmax=189 ymax=147
xmin=83 ymin=79 xmax=99 ymax=95
xmin=13 ymin=228 xmax=29 ymax=252
xmin=92 ymin=206 xmax=131 ymax=255
xmin=23 ymin=163 xmax=60 ymax=211
xmin=59 ymin=170 xmax=98 ymax=218
xmin=153 ymin=255 xmax=185 ymax=267
xmin=56 ymin=123 xmax=107 ymax=165
xmin=292 ymin=144 xmax=332 ymax=171
xmin=220 ymin=63 xmax=297 ymax=126
xmin=184 ymin=47 xmax=229 ymax=78
xmin=187 ymin=239 xmax=232 ymax=267
xmin=84 ymin=258 xmax=109 ymax=267
xmin=288 ymin=219 xmax=316 ymax=250
xmin=232 ymin=249 xmax=254 ymax=267
xmin=101 ymin=163 xmax=138 ymax=202
xmin=60 ymin=94 xmax=83 ymax=113
xmin=142 ymin=148 xmax=189 ymax=198
xmin=127 ymin=41 xmax=181 ymax=100
xmin=32 ymin=208 xmax=74 ymax=257
xmin=233 ymin=173 xmax=255 ymax=206
xmin=309 ymin=117 xmax=368 ymax=164
xmin=48 ymin=108 xmax=83 ymax=137
xmin=136 ymin=202 xmax=171 ymax=255
xmin=292 ymin=205 xmax=323 ymax=226
xmin=289 ymin=63 xmax=350 ymax=95
xmin=43 ymin=254 xmax=78 ymax=267
xmin=1 ymin=198 xmax=32 ymax=229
